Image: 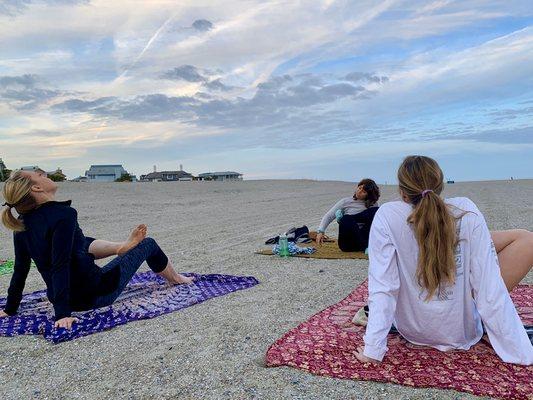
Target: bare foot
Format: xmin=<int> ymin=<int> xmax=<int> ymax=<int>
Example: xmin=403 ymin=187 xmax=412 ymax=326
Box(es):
xmin=117 ymin=224 xmax=147 ymax=256
xmin=169 ymin=274 xmax=195 ymax=285
xmin=157 ymin=264 xmax=195 ymax=285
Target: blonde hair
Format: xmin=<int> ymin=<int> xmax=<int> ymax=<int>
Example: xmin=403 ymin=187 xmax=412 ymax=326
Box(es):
xmin=398 ymin=156 xmax=457 ymax=300
xmin=1 ymin=170 xmax=38 ymax=232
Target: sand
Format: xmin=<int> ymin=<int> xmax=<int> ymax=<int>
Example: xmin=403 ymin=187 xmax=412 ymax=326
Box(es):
xmin=0 ymin=179 xmax=531 ymax=400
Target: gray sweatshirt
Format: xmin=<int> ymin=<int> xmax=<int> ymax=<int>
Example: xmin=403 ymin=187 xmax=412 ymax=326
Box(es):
xmin=318 ymin=197 xmax=367 ymax=232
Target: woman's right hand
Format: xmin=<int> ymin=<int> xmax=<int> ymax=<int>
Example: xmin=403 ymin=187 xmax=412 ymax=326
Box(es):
xmin=54 ymin=317 xmax=78 ymax=330
xmin=0 ymin=310 xmax=9 ymax=318
xmin=316 ymin=232 xmax=324 ymax=247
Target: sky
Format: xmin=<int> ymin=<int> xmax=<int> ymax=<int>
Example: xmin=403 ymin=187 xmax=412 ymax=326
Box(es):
xmin=0 ymin=0 xmax=532 ymax=182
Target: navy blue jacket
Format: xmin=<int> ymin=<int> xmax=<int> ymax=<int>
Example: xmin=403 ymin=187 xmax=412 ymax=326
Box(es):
xmin=3 ymin=201 xmax=119 ymax=320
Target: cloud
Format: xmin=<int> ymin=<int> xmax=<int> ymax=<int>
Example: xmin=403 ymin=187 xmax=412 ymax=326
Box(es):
xmin=344 ymin=72 xmax=389 ymax=84
xmin=425 ymin=126 xmax=533 ymax=144
xmin=0 ymin=74 xmax=64 ymax=110
xmin=53 ymin=94 xmax=198 ymax=121
xmin=0 ymin=73 xmax=38 ymax=87
xmin=53 ymin=72 xmax=375 ymax=129
xmin=21 ymin=129 xmax=63 ymax=137
xmin=202 ymin=78 xmax=234 ymax=92
xmin=462 ymin=127 xmax=533 ymax=144
xmin=487 ymin=106 xmax=533 ymax=121
xmin=0 ymin=0 xmax=88 ymax=16
xmin=161 ymin=65 xmax=208 ymax=82
xmin=192 ymin=19 xmax=213 ymax=32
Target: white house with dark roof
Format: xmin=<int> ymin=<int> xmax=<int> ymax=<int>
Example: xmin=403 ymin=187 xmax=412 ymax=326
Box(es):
xmin=197 ymin=171 xmax=243 ymax=181
xmin=85 ymin=165 xmax=129 ymax=182
xmin=139 ymin=165 xmax=194 ymax=182
xmin=140 ymin=170 xmax=193 ymax=182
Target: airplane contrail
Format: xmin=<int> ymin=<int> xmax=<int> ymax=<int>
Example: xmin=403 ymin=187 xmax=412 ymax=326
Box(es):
xmin=115 ymin=13 xmax=177 ymax=83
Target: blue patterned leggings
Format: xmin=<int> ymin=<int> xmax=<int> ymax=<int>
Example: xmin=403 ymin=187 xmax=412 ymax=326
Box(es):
xmin=92 ymin=237 xmax=168 ymax=308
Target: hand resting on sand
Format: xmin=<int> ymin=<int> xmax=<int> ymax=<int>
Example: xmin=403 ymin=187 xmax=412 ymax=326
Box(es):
xmin=316 ymin=232 xmax=325 ymax=246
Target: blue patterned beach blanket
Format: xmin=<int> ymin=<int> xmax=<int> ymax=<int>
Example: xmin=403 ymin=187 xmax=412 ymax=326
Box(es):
xmin=272 ymin=242 xmax=316 ymax=256
xmin=0 ymin=272 xmax=259 ymax=343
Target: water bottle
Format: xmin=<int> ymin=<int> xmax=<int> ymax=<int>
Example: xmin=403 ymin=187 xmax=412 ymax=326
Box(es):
xmin=278 ymin=234 xmax=290 ymax=257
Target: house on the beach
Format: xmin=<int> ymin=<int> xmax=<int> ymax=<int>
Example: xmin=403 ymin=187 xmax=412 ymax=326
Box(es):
xmin=197 ymin=171 xmax=243 ymax=181
xmin=71 ymin=176 xmax=88 ymax=182
xmin=85 ymin=165 xmax=129 ymax=182
xmin=140 ymin=165 xmax=193 ymax=182
xmin=17 ymin=166 xmax=66 ymax=180
xmin=20 ymin=165 xmax=44 ymax=172
xmin=46 ymin=168 xmax=67 ymax=180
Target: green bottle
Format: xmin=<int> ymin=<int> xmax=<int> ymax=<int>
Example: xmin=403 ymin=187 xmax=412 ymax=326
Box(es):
xmin=278 ymin=234 xmax=290 ymax=257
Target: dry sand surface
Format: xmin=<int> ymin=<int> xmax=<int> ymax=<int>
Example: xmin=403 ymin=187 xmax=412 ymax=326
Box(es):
xmin=0 ymin=179 xmax=532 ymax=400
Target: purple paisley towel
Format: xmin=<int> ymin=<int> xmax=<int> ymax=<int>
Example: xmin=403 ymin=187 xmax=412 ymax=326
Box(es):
xmin=0 ymin=272 xmax=259 ymax=343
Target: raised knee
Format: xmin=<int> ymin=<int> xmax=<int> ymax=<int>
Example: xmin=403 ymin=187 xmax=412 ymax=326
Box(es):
xmin=516 ymin=229 xmax=532 ymax=240
xmin=142 ymin=237 xmax=156 ymax=246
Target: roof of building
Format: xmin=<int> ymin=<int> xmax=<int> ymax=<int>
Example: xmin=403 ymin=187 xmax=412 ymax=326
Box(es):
xmin=89 ymin=164 xmax=124 ymax=168
xmin=86 ymin=165 xmax=127 ymax=174
xmin=142 ymin=170 xmax=193 ymax=179
xmin=198 ymin=171 xmax=242 ymax=177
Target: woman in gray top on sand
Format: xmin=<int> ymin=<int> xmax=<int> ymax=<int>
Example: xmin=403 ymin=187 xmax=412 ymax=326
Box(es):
xmin=316 ymin=179 xmax=380 ymax=252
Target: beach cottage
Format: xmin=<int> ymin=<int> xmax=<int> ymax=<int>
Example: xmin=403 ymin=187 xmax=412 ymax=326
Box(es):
xmin=46 ymin=168 xmax=67 ymax=181
xmin=197 ymin=171 xmax=243 ymax=181
xmin=139 ymin=165 xmax=193 ymax=182
xmin=140 ymin=170 xmax=194 ymax=182
xmin=85 ymin=165 xmax=129 ymax=182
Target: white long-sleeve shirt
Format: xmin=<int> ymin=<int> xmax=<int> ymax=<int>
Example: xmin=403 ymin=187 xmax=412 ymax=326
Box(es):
xmin=363 ymin=197 xmax=533 ymax=365
xmin=318 ymin=197 xmax=366 ymax=232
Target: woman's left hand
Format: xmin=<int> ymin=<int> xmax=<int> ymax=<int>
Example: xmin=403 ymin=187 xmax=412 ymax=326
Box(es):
xmin=354 ymin=346 xmax=380 ymax=364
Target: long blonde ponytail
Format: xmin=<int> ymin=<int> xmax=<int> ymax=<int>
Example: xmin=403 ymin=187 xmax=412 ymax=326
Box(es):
xmin=398 ymin=156 xmax=457 ymax=300
xmin=1 ymin=170 xmax=37 ymax=232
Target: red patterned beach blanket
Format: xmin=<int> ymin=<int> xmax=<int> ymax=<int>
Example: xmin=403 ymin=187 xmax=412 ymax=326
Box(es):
xmin=266 ymin=280 xmax=533 ymax=400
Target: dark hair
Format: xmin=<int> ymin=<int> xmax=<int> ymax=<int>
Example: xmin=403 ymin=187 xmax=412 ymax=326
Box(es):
xmin=355 ymin=178 xmax=380 ymax=208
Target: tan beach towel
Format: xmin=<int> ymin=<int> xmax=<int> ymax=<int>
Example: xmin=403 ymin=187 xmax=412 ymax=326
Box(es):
xmin=256 ymin=233 xmax=367 ymax=260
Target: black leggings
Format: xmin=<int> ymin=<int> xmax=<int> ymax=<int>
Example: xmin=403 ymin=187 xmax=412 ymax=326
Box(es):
xmin=92 ymin=237 xmax=168 ymax=308
xmin=337 ymin=215 xmax=368 ymax=252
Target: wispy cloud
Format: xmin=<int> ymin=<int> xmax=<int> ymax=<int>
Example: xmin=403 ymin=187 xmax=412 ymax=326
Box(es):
xmin=0 ymin=0 xmax=88 ymax=16
xmin=0 ymin=73 xmax=67 ymax=110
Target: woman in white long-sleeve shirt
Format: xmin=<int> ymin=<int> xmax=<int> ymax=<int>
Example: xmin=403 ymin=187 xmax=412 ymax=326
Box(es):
xmin=357 ymin=155 xmax=533 ymax=365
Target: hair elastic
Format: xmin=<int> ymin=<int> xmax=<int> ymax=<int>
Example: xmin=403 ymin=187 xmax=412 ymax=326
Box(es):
xmin=421 ymin=189 xmax=433 ymax=198
xmin=2 ymin=202 xmax=13 ymax=208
